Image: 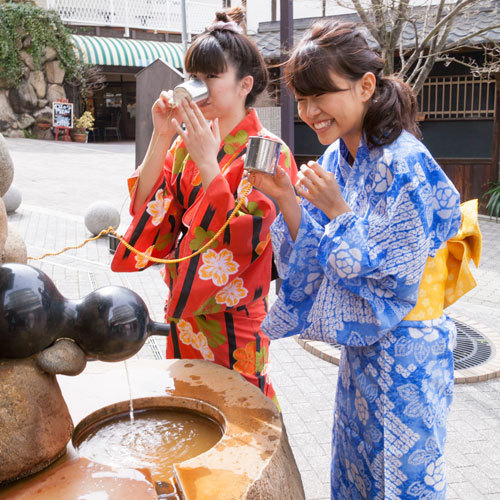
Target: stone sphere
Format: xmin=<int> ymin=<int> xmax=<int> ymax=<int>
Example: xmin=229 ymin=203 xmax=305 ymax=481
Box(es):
xmin=0 ymin=226 xmax=27 ymax=264
xmin=2 ymin=184 xmax=22 ymax=213
xmin=84 ymin=201 xmax=120 ymax=236
xmin=0 ymin=199 xmax=7 ymax=254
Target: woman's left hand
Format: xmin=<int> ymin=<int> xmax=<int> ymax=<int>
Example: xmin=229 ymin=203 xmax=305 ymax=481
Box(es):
xmin=296 ymin=161 xmax=351 ymax=220
xmin=172 ymin=99 xmax=221 ymax=187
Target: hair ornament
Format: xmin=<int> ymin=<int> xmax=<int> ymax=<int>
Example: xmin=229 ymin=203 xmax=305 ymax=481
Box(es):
xmin=208 ymin=20 xmax=243 ymax=34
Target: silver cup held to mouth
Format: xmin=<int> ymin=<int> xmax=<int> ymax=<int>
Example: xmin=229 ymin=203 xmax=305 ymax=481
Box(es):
xmin=244 ymin=137 xmax=282 ymax=176
xmin=172 ymin=79 xmax=209 ymax=107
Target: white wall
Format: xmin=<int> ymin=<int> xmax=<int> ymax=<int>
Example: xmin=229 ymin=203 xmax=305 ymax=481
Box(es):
xmin=231 ymin=1 xmax=353 ymax=34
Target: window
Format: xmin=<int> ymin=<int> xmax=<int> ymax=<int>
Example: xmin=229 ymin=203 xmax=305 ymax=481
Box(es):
xmin=418 ymin=75 xmax=496 ymax=120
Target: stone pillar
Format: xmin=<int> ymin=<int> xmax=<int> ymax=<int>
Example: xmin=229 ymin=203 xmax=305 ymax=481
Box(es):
xmin=0 ymin=134 xmax=28 ymax=264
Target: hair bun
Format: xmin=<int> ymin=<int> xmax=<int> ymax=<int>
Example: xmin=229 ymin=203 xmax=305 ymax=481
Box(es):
xmin=207 ymin=20 xmax=243 ymax=34
xmin=212 ymin=6 xmax=246 ymax=31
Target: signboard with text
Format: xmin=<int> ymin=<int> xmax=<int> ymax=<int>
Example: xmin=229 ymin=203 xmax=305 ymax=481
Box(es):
xmin=52 ymin=101 xmax=73 ymax=128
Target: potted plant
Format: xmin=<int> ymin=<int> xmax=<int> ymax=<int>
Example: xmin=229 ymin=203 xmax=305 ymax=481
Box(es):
xmin=483 ymin=181 xmax=500 ymax=221
xmin=71 ymin=111 xmax=95 ymax=143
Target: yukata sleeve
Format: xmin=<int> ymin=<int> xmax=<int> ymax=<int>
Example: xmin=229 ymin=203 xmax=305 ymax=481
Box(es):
xmin=261 ymin=150 xmax=336 ymax=339
xmin=110 ymin=145 xmax=183 ymax=272
xmin=264 ymin=156 xmax=458 ymax=344
xmin=312 ymin=168 xmax=440 ymax=344
xmin=170 ymin=148 xmax=297 ymax=316
xmin=262 ymin=201 xmax=328 ymax=339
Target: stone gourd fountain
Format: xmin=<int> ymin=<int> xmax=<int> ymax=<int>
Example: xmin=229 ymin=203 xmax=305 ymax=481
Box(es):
xmin=0 ymin=263 xmax=305 ymax=499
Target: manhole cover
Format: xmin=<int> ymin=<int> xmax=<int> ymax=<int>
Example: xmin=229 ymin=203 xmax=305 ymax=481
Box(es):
xmin=452 ymin=318 xmax=493 ymax=370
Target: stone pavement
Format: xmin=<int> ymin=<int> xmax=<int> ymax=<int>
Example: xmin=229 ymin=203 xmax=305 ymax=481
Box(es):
xmin=4 ymin=137 xmax=500 ymax=500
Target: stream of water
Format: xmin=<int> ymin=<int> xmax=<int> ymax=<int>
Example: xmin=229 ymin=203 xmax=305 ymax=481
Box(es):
xmin=123 ymin=360 xmax=135 ymax=423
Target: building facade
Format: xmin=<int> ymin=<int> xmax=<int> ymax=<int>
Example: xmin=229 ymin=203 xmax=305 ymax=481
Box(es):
xmin=34 ymin=0 xmax=221 ymax=140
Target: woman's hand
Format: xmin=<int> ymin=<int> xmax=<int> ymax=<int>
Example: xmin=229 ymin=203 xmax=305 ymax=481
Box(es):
xmin=151 ymin=90 xmax=182 ymax=140
xmin=172 ymin=99 xmax=221 ymax=188
xmin=296 ymin=161 xmax=351 ymax=220
xmin=246 ymin=165 xmax=295 ymax=204
xmin=246 ymin=166 xmax=302 ymax=241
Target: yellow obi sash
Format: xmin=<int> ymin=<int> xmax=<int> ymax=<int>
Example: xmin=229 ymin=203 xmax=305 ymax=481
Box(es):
xmin=404 ymin=199 xmax=482 ymax=321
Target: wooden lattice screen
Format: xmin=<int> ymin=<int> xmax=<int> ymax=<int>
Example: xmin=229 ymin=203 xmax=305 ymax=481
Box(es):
xmin=418 ymin=75 xmax=496 ymax=120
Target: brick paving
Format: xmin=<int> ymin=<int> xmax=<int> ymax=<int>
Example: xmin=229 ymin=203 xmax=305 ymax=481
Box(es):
xmin=4 ymin=137 xmax=500 ymax=500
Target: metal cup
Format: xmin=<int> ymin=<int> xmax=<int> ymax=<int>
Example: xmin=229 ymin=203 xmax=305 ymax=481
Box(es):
xmin=243 ymin=136 xmax=282 ymax=176
xmin=172 ymin=79 xmax=209 ymax=107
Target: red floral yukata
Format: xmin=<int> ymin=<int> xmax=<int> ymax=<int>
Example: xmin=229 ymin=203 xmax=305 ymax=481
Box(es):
xmin=111 ymin=109 xmax=297 ymax=405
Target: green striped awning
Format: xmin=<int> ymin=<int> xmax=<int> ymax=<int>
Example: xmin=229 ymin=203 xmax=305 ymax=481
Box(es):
xmin=71 ymin=35 xmax=184 ymax=69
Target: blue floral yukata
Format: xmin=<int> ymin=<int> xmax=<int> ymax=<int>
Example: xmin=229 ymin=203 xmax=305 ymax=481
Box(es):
xmin=262 ymin=131 xmax=462 ymax=500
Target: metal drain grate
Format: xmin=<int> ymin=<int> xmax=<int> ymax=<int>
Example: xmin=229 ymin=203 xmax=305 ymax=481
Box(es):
xmin=453 ymin=318 xmax=493 ymax=370
xmin=146 ymin=336 xmax=165 ymax=360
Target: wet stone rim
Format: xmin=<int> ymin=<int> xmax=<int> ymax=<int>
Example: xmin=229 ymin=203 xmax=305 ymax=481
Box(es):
xmin=296 ymin=314 xmax=500 ymax=384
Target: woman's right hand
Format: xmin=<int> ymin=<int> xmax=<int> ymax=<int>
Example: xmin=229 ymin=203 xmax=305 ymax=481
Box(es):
xmin=246 ymin=166 xmax=302 ymax=241
xmin=151 ymin=90 xmax=182 ymax=139
xmin=246 ymin=166 xmax=296 ymax=204
xmin=133 ymin=91 xmax=182 ymax=212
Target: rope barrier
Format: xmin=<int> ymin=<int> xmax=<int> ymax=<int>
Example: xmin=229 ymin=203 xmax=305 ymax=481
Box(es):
xmin=27 ymin=182 xmax=253 ymax=264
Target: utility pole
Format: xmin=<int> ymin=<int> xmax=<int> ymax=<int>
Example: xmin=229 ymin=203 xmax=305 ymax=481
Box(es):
xmin=280 ymin=0 xmax=294 ymax=152
xmin=181 ymin=0 xmax=188 ymax=78
xmin=323 ymin=0 xmax=326 ymax=17
xmin=272 ymin=0 xmax=277 ymax=21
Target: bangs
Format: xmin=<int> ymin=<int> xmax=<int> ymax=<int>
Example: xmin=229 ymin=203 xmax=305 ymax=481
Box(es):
xmin=285 ymin=42 xmax=346 ymax=96
xmin=185 ymin=35 xmax=227 ymax=75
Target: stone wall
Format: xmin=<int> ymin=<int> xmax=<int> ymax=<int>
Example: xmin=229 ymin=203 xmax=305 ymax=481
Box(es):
xmin=0 ymin=46 xmax=66 ymax=141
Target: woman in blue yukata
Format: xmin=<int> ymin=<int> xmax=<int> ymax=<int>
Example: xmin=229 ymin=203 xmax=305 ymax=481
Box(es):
xmin=248 ymin=20 xmax=481 ymax=500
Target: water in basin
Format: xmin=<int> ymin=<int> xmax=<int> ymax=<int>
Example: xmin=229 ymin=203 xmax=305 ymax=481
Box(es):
xmin=75 ymin=408 xmax=223 ymax=482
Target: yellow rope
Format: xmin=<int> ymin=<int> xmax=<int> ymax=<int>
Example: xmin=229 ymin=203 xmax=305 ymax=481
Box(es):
xmin=28 ymin=182 xmax=253 ymax=264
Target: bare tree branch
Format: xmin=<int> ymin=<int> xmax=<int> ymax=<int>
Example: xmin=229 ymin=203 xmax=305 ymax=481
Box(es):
xmin=335 ymin=0 xmax=498 ymax=92
xmin=350 ymin=0 xmax=385 ymax=45
xmin=399 ymin=0 xmax=448 ymax=77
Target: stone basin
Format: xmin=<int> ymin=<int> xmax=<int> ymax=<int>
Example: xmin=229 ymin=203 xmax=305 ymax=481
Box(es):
xmin=0 ymin=359 xmax=305 ymax=500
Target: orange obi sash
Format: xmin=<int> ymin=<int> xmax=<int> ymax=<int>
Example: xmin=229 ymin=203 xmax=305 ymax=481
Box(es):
xmin=404 ymin=199 xmax=482 ymax=321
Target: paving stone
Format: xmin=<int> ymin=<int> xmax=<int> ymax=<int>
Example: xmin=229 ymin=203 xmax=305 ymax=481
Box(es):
xmin=446 ymin=484 xmax=461 ymax=499
xmin=451 ymin=480 xmax=489 ymax=499
xmin=300 ymin=469 xmax=331 ymax=500
xmin=459 ymin=466 xmax=500 ymax=495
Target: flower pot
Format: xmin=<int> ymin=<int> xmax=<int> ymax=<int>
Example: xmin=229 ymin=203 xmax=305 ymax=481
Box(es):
xmin=72 ymin=133 xmax=88 ymax=143
xmin=71 ymin=128 xmax=88 ymax=143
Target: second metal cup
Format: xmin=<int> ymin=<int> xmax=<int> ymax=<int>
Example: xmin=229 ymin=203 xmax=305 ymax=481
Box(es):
xmin=244 ymin=136 xmax=282 ymax=176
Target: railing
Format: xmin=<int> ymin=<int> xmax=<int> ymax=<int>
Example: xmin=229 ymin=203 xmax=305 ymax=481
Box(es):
xmin=46 ymin=0 xmax=220 ymax=34
xmin=418 ymin=75 xmax=496 ymax=120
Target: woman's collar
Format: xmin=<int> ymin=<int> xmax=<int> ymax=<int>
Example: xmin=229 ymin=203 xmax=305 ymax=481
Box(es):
xmin=339 ymin=135 xmax=370 ymax=167
xmin=222 ymin=107 xmax=262 ymax=142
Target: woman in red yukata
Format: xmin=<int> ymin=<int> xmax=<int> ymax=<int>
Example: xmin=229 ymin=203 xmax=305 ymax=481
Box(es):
xmin=111 ymin=7 xmax=297 ymax=404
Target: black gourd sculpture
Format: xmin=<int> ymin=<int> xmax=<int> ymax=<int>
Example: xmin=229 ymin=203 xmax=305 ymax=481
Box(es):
xmin=0 ymin=263 xmax=171 ymax=484
xmin=0 ymin=263 xmax=170 ymax=361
